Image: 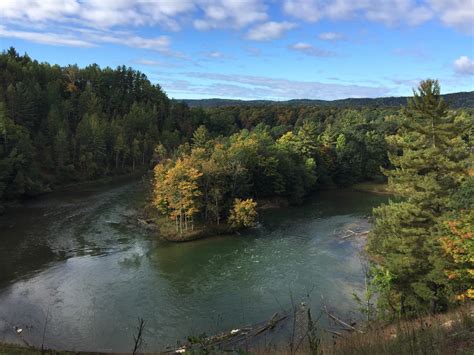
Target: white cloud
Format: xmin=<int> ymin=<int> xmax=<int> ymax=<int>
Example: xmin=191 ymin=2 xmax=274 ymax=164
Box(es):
xmin=0 ymin=24 xmax=181 ymax=55
xmin=135 ymin=59 xmax=165 ymax=66
xmin=246 ymin=21 xmax=296 ymax=41
xmin=199 ymin=51 xmax=231 ymax=61
xmin=428 ymin=0 xmax=474 ymax=34
xmin=0 ymin=0 xmax=267 ymax=31
xmin=365 ymin=1 xmax=432 ymax=26
xmin=0 ymin=25 xmax=94 ymax=47
xmin=194 ymin=0 xmax=267 ymax=30
xmin=207 ymin=51 xmax=225 ymax=58
xmin=318 ymin=32 xmax=345 ymax=41
xmin=283 ymin=0 xmax=432 ymax=25
xmin=289 ymin=42 xmax=335 ymax=57
xmin=0 ymin=0 xmax=80 ymax=23
xmin=180 ymin=71 xmax=391 ymax=100
xmin=94 ymin=33 xmax=170 ymax=50
xmin=282 ymin=0 xmax=473 ymax=32
xmin=453 ymin=56 xmax=474 ymax=75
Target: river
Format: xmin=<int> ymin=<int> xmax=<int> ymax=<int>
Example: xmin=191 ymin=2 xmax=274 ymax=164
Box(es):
xmin=0 ymin=179 xmax=388 ymax=352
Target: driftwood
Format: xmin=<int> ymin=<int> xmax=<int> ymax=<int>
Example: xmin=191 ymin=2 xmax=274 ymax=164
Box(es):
xmin=323 ymin=306 xmax=363 ymax=334
xmin=163 ymin=310 xmax=292 ymax=353
xmin=341 ymin=229 xmax=369 ymax=239
xmin=165 ymin=303 xmax=364 ymax=353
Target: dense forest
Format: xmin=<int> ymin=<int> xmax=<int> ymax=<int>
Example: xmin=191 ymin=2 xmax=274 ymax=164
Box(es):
xmin=1 ymin=46 xmax=401 ymax=208
xmin=0 ymin=48 xmax=472 ymax=335
xmin=0 ymin=47 xmax=170 ymax=205
xmin=154 ymin=80 xmax=473 ymax=318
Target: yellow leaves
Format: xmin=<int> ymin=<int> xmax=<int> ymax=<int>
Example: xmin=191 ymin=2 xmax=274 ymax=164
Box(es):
xmin=440 ymin=210 xmax=474 ymax=301
xmin=153 ymin=155 xmax=203 ymax=234
xmin=455 ymin=289 xmax=474 ymax=301
xmin=277 ymin=131 xmax=296 ymax=146
xmin=228 ymin=198 xmax=258 ymax=229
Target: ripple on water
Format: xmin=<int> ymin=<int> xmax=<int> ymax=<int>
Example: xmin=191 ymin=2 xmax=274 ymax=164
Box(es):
xmin=0 ymin=184 xmax=389 ymax=351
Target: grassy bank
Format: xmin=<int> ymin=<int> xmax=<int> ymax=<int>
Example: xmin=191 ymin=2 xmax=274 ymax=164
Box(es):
xmin=251 ymin=303 xmax=474 ymax=354
xmin=325 ymin=303 xmax=474 ymax=355
xmin=2 ymin=303 xmax=472 ymax=354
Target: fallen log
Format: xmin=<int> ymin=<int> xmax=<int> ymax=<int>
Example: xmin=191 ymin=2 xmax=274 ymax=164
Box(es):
xmin=323 ymin=306 xmax=363 ymax=333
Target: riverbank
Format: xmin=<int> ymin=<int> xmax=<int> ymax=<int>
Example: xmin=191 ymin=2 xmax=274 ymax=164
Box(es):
xmin=317 ymin=302 xmax=474 ymax=355
xmin=143 ymin=186 xmax=381 ymax=243
xmin=0 ymin=170 xmax=148 ymax=215
xmin=2 ymin=303 xmax=472 ymax=354
xmin=148 ymin=197 xmax=288 ymax=242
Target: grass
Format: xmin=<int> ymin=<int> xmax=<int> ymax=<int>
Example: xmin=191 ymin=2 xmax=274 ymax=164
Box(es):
xmin=325 ymin=303 xmax=474 ymax=355
xmin=0 ymin=342 xmax=70 ymax=354
xmin=271 ymin=302 xmax=473 ymax=355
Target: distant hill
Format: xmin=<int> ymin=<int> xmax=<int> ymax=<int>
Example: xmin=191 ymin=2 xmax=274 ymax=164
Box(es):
xmin=181 ymin=91 xmax=474 ymax=109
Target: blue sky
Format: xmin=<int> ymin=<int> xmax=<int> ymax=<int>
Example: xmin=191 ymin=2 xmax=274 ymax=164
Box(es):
xmin=0 ymin=0 xmax=473 ymax=100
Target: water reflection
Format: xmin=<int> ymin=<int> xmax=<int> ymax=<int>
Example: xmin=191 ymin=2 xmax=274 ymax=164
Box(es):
xmin=0 ymin=181 xmax=388 ymax=351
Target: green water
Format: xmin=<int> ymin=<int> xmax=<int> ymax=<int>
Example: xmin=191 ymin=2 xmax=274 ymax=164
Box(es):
xmin=0 ymin=180 xmax=388 ymax=352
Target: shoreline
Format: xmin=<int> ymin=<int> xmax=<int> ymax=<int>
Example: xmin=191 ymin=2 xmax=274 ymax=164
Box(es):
xmin=0 ymin=170 xmax=148 ymax=215
xmin=138 ymin=182 xmax=389 ymax=243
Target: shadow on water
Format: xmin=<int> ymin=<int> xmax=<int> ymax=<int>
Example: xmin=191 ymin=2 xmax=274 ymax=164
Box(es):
xmin=0 ymin=180 xmax=145 ymax=287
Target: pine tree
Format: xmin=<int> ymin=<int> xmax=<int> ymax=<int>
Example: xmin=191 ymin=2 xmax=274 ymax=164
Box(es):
xmin=368 ymin=80 xmax=470 ymax=315
xmin=191 ymin=125 xmax=210 ymax=149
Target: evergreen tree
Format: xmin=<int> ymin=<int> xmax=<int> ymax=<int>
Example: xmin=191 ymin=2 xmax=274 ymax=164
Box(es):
xmin=368 ymin=80 xmax=471 ymax=315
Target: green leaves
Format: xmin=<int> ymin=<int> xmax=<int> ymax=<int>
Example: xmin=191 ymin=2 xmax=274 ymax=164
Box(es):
xmin=228 ymin=198 xmax=258 ymax=229
xmin=368 ymin=80 xmax=472 ymax=316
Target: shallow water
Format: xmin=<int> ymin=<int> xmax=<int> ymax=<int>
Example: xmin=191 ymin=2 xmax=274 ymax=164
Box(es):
xmin=0 ymin=180 xmax=388 ymax=352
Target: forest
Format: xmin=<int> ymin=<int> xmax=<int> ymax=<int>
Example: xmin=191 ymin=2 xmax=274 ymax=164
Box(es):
xmin=1 ymin=46 xmax=398 ymax=207
xmin=184 ymin=90 xmax=474 ymax=109
xmin=0 ymin=48 xmax=472 ymax=320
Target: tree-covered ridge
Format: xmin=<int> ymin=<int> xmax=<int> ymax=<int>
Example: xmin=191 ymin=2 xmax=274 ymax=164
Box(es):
xmin=183 ymin=91 xmax=474 ymax=109
xmin=0 ymin=47 xmax=172 ymax=202
xmin=0 ymin=47 xmax=400 ymax=205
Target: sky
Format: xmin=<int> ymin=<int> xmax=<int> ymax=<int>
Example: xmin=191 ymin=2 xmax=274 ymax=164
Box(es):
xmin=0 ymin=0 xmax=473 ymax=101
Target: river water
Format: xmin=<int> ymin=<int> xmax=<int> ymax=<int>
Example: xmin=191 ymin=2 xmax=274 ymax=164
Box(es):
xmin=0 ymin=180 xmax=388 ymax=352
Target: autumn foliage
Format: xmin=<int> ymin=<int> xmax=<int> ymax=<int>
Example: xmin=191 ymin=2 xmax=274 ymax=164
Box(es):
xmin=228 ymin=198 xmax=258 ymax=228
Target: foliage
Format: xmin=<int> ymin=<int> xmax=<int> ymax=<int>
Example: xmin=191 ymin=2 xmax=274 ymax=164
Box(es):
xmin=0 ymin=47 xmax=173 ymax=200
xmin=1 ymin=47 xmax=416 ymax=206
xmin=439 ymin=209 xmax=474 ymax=301
xmin=368 ymin=80 xmax=473 ymax=316
xmin=153 ymin=157 xmax=203 ymax=236
xmin=228 ymin=198 xmax=258 ymax=229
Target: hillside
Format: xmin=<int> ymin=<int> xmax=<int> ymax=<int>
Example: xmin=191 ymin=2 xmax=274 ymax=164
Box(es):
xmin=181 ymin=91 xmax=474 ymax=109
